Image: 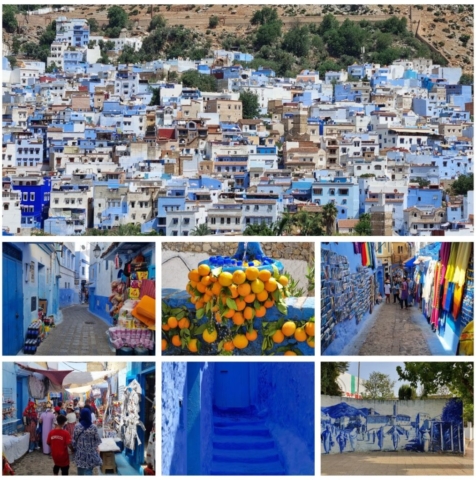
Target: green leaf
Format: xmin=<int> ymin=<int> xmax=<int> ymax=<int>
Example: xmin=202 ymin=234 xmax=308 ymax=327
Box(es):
xmin=272 ymin=264 xmax=280 ymax=279
xmin=217 ymin=340 xmax=224 ymax=352
xmin=262 ymin=338 xmax=268 ymax=352
xmin=277 ymin=303 xmax=287 ymax=315
xmin=254 ymin=300 xmax=261 ymax=310
xmin=294 ymin=348 xmax=304 ymax=356
xmin=196 ymin=308 xmax=205 ymax=320
xmin=180 ymin=328 xmax=191 ymax=339
xmin=226 ymin=298 xmax=238 ymax=311
xmin=272 ymin=290 xmax=280 ymax=302
xmin=176 ymin=311 xmax=185 ymax=321
xmin=194 ymin=323 xmax=208 ymax=335
xmin=161 ymin=301 xmax=169 ymax=314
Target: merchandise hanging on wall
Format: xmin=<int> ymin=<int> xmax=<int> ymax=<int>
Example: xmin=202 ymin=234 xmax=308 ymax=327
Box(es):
xmin=120 ymin=380 xmax=145 ymax=452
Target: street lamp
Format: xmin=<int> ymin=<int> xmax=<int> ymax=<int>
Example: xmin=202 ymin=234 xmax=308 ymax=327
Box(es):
xmin=93 ymin=244 xmax=102 ymax=259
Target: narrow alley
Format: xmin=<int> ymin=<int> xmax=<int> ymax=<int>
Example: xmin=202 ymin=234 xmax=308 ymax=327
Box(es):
xmin=34 ymin=305 xmax=112 ymax=356
xmin=341 ymin=302 xmax=449 ymax=356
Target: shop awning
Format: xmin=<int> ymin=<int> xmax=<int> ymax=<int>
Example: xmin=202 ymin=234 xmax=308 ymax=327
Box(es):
xmin=404 ymin=257 xmax=416 ymax=268
xmin=62 ymin=370 xmax=115 ymax=388
xmin=16 ymin=363 xmax=73 ymax=386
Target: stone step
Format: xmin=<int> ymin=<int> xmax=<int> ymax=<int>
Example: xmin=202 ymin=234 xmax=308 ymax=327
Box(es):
xmin=210 ymin=459 xmax=285 ymax=476
xmin=213 ymin=436 xmax=276 ymax=450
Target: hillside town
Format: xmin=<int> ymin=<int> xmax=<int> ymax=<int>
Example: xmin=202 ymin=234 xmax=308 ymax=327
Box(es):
xmin=2 ymin=12 xmax=474 ymax=237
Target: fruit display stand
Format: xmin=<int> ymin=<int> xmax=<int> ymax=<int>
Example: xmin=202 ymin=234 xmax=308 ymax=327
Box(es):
xmin=162 ymin=242 xmax=315 ymax=356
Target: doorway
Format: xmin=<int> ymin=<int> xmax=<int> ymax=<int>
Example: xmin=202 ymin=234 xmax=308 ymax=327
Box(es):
xmin=214 ymin=363 xmax=250 ymax=409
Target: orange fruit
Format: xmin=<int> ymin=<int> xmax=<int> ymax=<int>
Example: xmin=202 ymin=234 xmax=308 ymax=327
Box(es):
xmin=265 ymin=278 xmax=278 ymax=292
xmin=202 ymin=293 xmax=212 ymax=303
xmin=251 ymin=279 xmax=265 ymax=294
xmin=212 ymin=282 xmax=222 ymax=296
xmin=172 ymin=335 xmax=181 ymax=347
xmin=232 ymin=334 xmax=249 ymax=350
xmin=258 ymin=270 xmax=272 ymax=282
xmin=294 ymin=327 xmax=308 ymax=342
xmin=201 ymin=275 xmax=212 ymax=286
xmin=237 ymin=282 xmax=251 ymax=297
xmin=255 ymin=305 xmax=266 ymax=318
xmin=189 ymin=296 xmax=198 ymax=304
xmin=203 ymin=328 xmax=217 ymax=343
xmin=187 ymin=339 xmax=198 ymax=353
xmin=167 ymin=317 xmax=178 ymax=329
xmin=256 ymin=290 xmax=268 ymax=302
xmin=278 ymin=275 xmax=289 ymax=286
xmin=282 ymin=321 xmax=296 ymax=337
xmin=232 ymin=270 xmax=246 ymax=285
xmin=264 ymin=299 xmax=274 ymax=309
xmin=232 ymin=312 xmax=245 ymax=325
xmin=306 ymin=337 xmax=315 ymax=348
xmin=243 ymin=306 xmax=254 ymax=321
xmin=218 ymin=272 xmax=233 ymax=287
xmin=229 ymin=284 xmax=239 ymax=298
xmin=198 ymin=264 xmax=211 ymax=276
xmin=272 ymin=330 xmax=285 ymax=344
xmin=224 ymin=309 xmax=235 ymax=319
xmin=235 ymin=298 xmax=246 ymax=311
xmin=245 ymin=329 xmax=258 ymax=341
xmin=188 ymin=269 xmax=200 ymax=283
xmin=196 ymin=282 xmax=207 ymax=294
xmin=244 ymin=293 xmax=256 ymax=303
xmin=305 ymin=321 xmax=315 ymax=337
xmin=284 ymin=350 xmax=297 ymax=356
xmin=223 ymin=340 xmax=235 ymax=352
xmin=162 ymin=323 xmax=171 ymax=332
xmin=245 ymin=267 xmax=259 ymax=281
xmin=178 ymin=318 xmax=190 ymax=329
xmin=215 ymin=312 xmax=222 ymax=323
xmin=162 ymin=338 xmax=167 ymax=351
xmin=195 ymin=300 xmax=205 ymax=310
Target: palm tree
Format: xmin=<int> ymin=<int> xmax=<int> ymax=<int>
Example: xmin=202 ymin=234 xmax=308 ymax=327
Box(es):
xmin=190 ymin=223 xmax=212 ymax=236
xmin=243 ymin=222 xmax=276 ymax=236
xmin=321 ymin=202 xmax=338 ymax=236
xmin=292 ymin=211 xmax=324 ymax=236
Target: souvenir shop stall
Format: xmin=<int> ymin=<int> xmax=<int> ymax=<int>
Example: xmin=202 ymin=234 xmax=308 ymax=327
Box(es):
xmin=407 ymin=242 xmax=474 ymax=355
xmin=90 ymin=242 xmax=156 ymax=356
xmin=321 ymin=242 xmax=382 ymax=355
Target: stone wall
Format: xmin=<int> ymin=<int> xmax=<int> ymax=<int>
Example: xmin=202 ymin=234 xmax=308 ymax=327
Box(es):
xmin=321 ymin=395 xmax=464 ymax=455
xmin=162 ymin=242 xmax=315 ymax=263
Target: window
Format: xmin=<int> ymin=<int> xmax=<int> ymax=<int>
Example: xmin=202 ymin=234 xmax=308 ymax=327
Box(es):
xmin=173 ymin=218 xmax=178 ymax=224
xmin=23 ymin=193 xmax=28 ymax=201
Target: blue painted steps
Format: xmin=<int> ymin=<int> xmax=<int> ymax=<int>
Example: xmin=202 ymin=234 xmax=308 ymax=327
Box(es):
xmin=210 ymin=415 xmax=285 ymax=475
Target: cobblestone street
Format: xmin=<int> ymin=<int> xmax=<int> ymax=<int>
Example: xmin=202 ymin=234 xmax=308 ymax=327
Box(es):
xmin=322 ymin=443 xmax=474 ymax=476
xmin=34 ymin=305 xmax=113 ymax=356
xmin=11 ymin=450 xmax=86 ymax=475
xmin=340 ymin=301 xmax=450 ymax=356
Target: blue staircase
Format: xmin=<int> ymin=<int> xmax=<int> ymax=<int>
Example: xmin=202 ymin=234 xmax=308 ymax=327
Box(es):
xmin=210 ymin=412 xmax=285 ymax=475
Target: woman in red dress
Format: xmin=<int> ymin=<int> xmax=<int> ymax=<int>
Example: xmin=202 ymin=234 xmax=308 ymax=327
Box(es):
xmin=22 ymin=401 xmax=39 ymax=452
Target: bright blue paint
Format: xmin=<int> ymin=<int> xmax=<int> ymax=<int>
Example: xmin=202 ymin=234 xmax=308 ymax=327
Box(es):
xmin=88 ymin=291 xmax=113 ymax=325
xmin=187 ymin=363 xmax=202 ymax=475
xmin=59 ymin=288 xmax=78 ymax=308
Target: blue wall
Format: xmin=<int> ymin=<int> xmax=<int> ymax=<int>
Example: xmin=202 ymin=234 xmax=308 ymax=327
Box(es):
xmin=59 ymin=288 xmax=78 ymax=308
xmin=88 ymin=290 xmax=114 ymax=325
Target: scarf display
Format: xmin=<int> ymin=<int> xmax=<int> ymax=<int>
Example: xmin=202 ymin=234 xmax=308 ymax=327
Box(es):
xmin=120 ymin=379 xmax=146 ymax=451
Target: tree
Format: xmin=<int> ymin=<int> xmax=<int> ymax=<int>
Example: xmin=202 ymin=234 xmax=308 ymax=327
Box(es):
xmin=282 ymin=25 xmax=311 ymax=57
xmin=397 ymin=362 xmax=473 ymax=423
xmin=354 ymin=213 xmax=372 ymax=236
xmin=239 ymin=91 xmax=260 ymax=119
xmin=459 ymin=34 xmax=471 ymax=47
xmin=321 ymin=362 xmax=349 ymax=396
xmin=87 ymin=18 xmax=99 ymax=33
xmin=243 ymin=223 xmax=277 ymax=236
xmin=181 ymin=70 xmax=217 ymax=92
xmin=190 ymin=224 xmax=212 ymax=236
xmin=459 ymin=74 xmax=473 ymax=86
xmin=254 ymin=21 xmax=282 ymax=49
xmin=208 ymin=16 xmax=219 ymax=29
xmin=149 ymin=87 xmax=161 ymax=106
xmin=362 ymin=372 xmax=396 ymax=400
xmin=321 ymin=202 xmax=338 ymax=236
xmin=117 ymin=45 xmax=140 ymax=65
xmin=148 ymin=14 xmax=166 ymax=32
xmin=450 ymin=174 xmax=473 ymax=195
xmin=317 ymin=13 xmax=340 ymax=36
xmin=3 ymin=5 xmax=18 ymax=33
xmin=290 ymin=210 xmax=324 ymax=236
xmin=414 ymin=177 xmax=431 ymax=188
xmin=107 ymin=6 xmax=128 ymax=30
xmin=251 ymin=7 xmax=279 ymax=26
xmin=398 ymin=384 xmax=417 ymax=400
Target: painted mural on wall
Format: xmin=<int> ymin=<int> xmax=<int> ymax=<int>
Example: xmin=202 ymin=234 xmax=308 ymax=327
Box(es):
xmin=321 ymin=396 xmax=463 ymax=455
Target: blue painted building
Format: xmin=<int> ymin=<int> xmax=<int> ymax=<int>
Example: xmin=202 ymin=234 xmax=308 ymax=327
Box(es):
xmin=407 ymin=187 xmax=443 ymax=209
xmin=162 ymin=362 xmax=314 ymax=475
xmin=311 ymin=176 xmax=360 ymax=219
xmin=11 ymin=176 xmax=51 ymax=229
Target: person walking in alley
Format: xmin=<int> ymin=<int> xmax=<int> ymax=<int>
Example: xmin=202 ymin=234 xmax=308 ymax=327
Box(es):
xmin=72 ymin=409 xmax=102 ymax=475
xmin=47 ymin=415 xmax=72 ymax=476
xmin=23 ymin=401 xmax=40 ymax=452
xmin=392 ymin=278 xmax=400 ymax=304
xmin=384 ymin=280 xmax=391 ymax=304
xmin=400 ymin=277 xmax=409 ymax=310
xmin=39 ymin=403 xmax=55 ymax=455
xmin=65 ymin=403 xmax=77 ymax=437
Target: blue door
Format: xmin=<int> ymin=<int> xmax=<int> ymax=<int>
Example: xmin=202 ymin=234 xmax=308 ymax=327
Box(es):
xmin=214 ymin=363 xmax=250 ymax=409
xmin=3 ymin=244 xmax=24 ymax=355
xmin=16 ymin=378 xmax=23 ymax=421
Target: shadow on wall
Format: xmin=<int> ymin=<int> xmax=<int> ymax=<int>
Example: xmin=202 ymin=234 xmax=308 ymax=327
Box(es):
xmin=162 ymin=361 xmax=315 ymax=476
